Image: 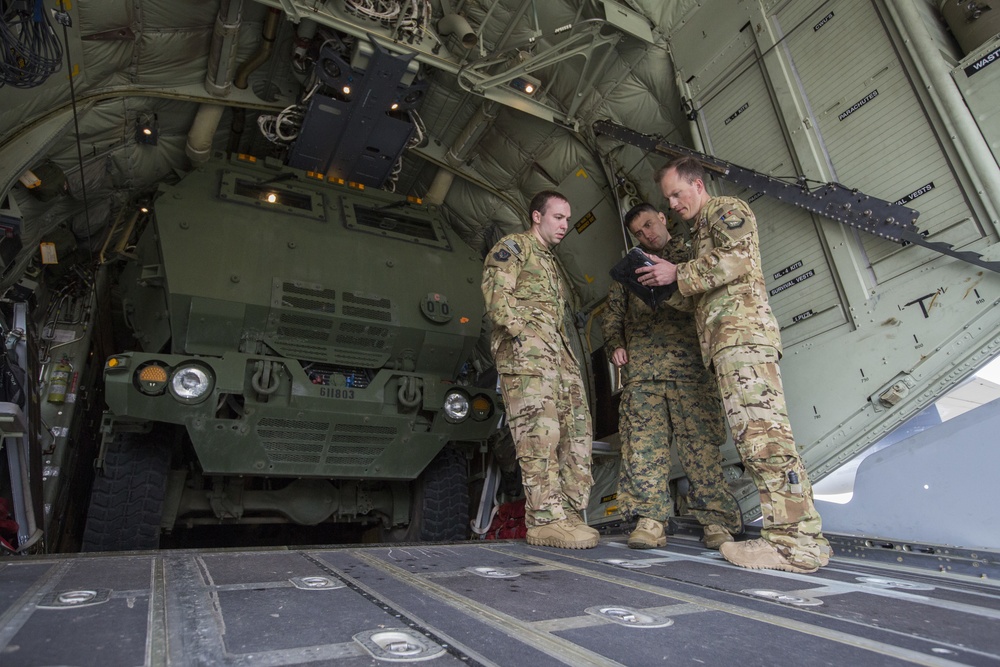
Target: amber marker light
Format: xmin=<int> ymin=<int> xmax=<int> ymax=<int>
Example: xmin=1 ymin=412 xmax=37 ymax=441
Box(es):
xmin=106 ymin=356 xmax=128 ymax=371
xmin=135 ymin=362 xmax=170 ymax=395
xmin=138 ymin=365 xmax=168 ymax=383
xmin=471 ymin=394 xmax=493 ymax=421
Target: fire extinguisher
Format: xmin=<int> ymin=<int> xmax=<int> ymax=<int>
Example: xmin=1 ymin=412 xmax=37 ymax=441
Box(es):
xmin=47 ymin=357 xmax=72 ymax=404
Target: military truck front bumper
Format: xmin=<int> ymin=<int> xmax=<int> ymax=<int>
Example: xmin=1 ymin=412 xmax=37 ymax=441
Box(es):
xmin=104 ymin=352 xmax=501 ymax=480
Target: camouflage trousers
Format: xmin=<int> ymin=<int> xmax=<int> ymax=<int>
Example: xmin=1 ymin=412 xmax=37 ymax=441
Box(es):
xmin=617 ymin=379 xmax=742 ymax=533
xmin=713 ymin=345 xmax=828 ymax=569
xmin=498 ymin=349 xmax=593 ymax=528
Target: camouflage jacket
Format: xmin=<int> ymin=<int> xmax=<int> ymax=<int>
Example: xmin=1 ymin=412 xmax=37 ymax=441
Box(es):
xmin=482 ymin=231 xmax=577 ymax=376
xmin=602 ymin=236 xmax=711 ymax=383
xmin=676 ymin=196 xmax=782 ymax=364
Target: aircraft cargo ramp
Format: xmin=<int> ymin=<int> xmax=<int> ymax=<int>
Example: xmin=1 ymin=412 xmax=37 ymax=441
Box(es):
xmin=1 ymin=532 xmax=998 ymax=666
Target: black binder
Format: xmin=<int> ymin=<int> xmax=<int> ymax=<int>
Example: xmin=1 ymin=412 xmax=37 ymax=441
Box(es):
xmin=609 ymin=247 xmax=677 ymax=309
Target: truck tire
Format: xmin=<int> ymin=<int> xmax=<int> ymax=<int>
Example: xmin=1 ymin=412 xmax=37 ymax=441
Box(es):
xmin=415 ymin=447 xmax=470 ymax=542
xmin=81 ymin=431 xmax=171 ymax=552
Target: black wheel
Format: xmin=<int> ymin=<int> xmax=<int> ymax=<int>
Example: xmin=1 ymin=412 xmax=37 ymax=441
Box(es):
xmin=414 ymin=447 xmax=470 ymax=542
xmin=81 ymin=430 xmax=172 ymax=552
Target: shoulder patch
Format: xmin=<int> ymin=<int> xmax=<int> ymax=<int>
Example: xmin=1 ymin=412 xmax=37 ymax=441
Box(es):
xmin=493 ymin=248 xmax=511 ymax=262
xmin=502 ymin=239 xmax=523 ymax=259
xmin=720 ymin=210 xmax=745 ymax=229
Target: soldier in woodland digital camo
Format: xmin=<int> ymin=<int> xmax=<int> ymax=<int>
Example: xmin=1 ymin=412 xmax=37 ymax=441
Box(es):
xmin=481 ymin=190 xmax=599 ymax=549
xmin=636 ymin=157 xmax=830 ymax=573
xmin=602 ymin=203 xmax=742 ymax=551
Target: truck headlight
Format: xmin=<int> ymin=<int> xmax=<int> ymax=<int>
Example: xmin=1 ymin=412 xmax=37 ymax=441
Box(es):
xmin=169 ymin=364 xmax=214 ymax=403
xmin=443 ymin=389 xmax=470 ymax=422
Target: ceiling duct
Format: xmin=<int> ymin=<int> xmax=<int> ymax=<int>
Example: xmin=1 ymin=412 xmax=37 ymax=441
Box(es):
xmin=425 ymin=101 xmax=498 ymax=205
xmin=438 ymin=13 xmax=476 ymax=49
xmin=235 ymin=8 xmax=283 ymax=89
xmin=187 ymin=0 xmax=247 ymax=164
xmin=205 ymin=0 xmax=244 ymax=97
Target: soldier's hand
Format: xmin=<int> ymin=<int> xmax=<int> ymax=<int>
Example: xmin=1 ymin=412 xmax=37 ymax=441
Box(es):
xmin=611 ymin=348 xmax=628 ymax=367
xmin=635 ymin=254 xmax=678 ymax=287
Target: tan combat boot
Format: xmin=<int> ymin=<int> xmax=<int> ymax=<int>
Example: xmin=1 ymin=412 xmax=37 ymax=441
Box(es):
xmin=526 ymin=519 xmax=600 ymax=549
xmin=818 ymin=543 xmax=833 ymax=566
xmin=719 ymin=538 xmax=819 ymax=573
xmin=702 ymin=524 xmax=734 ymax=550
xmin=627 ymin=517 xmax=666 ymax=549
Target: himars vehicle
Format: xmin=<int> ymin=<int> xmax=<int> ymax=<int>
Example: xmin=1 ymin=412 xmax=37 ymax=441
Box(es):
xmin=83 ymin=150 xmax=500 ymax=550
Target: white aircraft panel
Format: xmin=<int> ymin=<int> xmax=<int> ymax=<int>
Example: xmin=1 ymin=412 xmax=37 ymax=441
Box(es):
xmin=777 ymin=0 xmax=982 ymax=281
xmin=698 ymin=59 xmax=848 ymax=345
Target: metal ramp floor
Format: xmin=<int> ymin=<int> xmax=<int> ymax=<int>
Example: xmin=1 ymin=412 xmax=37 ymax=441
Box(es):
xmin=1 ymin=533 xmax=998 ymax=666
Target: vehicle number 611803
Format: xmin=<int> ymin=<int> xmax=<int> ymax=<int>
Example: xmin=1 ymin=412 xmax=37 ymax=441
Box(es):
xmin=320 ymin=387 xmax=356 ymax=399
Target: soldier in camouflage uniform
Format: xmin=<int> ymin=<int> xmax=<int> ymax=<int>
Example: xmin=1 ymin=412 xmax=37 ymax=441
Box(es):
xmin=638 ymin=157 xmax=830 ymax=573
xmin=481 ymin=190 xmax=599 ymax=549
xmin=602 ymin=203 xmax=742 ymax=550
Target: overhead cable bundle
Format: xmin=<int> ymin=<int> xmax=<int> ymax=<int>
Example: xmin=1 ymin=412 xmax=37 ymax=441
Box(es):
xmin=0 ymin=0 xmax=64 ymax=89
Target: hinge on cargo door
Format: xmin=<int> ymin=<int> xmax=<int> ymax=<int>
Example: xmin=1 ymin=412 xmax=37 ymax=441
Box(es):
xmin=870 ymin=372 xmax=916 ymax=411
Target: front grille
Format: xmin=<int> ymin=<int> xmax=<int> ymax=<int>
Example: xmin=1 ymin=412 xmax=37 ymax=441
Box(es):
xmin=262 ymin=441 xmax=323 ymax=464
xmin=342 ymin=292 xmax=393 ymax=323
xmin=259 ymin=418 xmax=328 ymax=430
xmin=257 ymin=429 xmax=326 ymax=442
xmin=278 ymin=326 xmax=330 ymax=341
xmin=278 ymin=281 xmax=336 ymax=313
xmin=255 ymin=420 xmax=399 ymax=469
xmin=342 ymin=305 xmax=392 ymax=321
xmin=284 ymin=283 xmax=335 ymax=299
xmin=335 ymin=334 xmax=387 ymax=347
xmin=282 ymin=295 xmax=334 ymax=312
xmin=343 ymin=292 xmax=391 ymax=309
xmin=341 ymin=322 xmax=389 ymax=337
xmin=329 ymin=423 xmax=396 ymax=445
xmin=267 ymin=282 xmax=394 ymax=364
xmin=276 ymin=341 xmax=334 ymax=362
xmin=331 ymin=349 xmax=388 ymax=366
xmin=281 ymin=313 xmax=334 ymax=329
